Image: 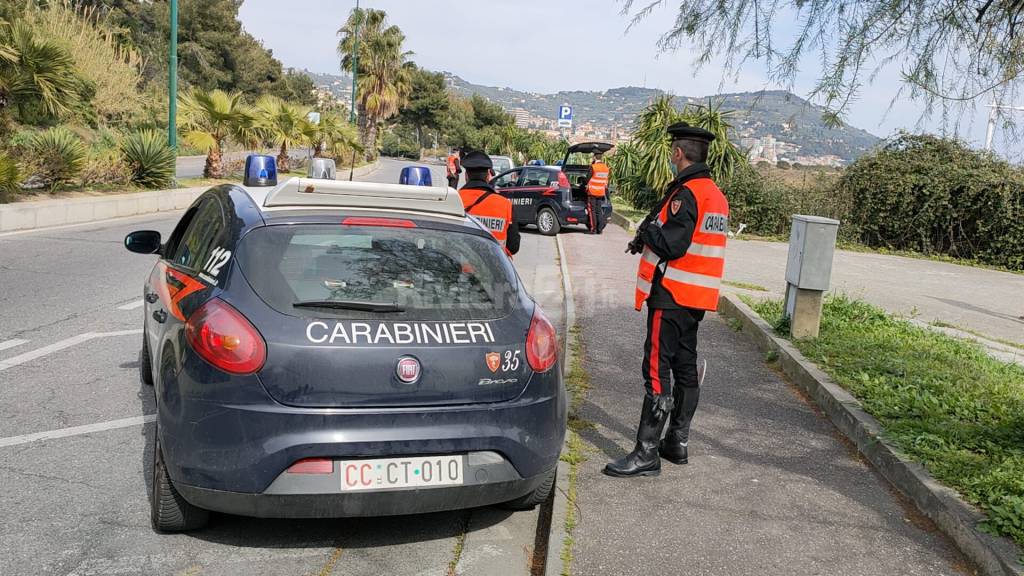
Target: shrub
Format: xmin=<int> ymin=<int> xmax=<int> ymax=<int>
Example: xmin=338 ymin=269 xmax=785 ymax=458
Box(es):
xmin=380 ymin=131 xmax=420 ymax=159
xmin=28 ymin=127 xmax=86 ymax=188
xmin=80 ymin=148 xmax=131 ymax=188
xmin=722 ymin=164 xmax=850 ymax=238
xmin=838 ymin=133 xmax=1024 ymax=270
xmin=0 ymin=154 xmax=18 ymax=202
xmin=120 ymin=130 xmax=175 ymax=189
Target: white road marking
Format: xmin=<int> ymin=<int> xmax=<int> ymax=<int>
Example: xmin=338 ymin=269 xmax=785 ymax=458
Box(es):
xmin=0 ymin=338 xmax=29 ymax=352
xmin=0 ymin=329 xmax=142 ymax=372
xmin=116 ymin=300 xmax=145 ymax=311
xmin=0 ymin=414 xmax=155 ymax=448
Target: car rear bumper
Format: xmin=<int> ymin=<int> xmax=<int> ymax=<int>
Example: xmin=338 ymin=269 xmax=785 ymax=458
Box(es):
xmin=175 ymin=462 xmax=553 ymax=518
xmin=158 ymin=371 xmax=566 ymax=501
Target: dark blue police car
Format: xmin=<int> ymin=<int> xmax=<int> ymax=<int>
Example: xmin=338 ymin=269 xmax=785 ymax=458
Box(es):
xmin=124 ymin=169 xmax=565 ymax=531
xmin=492 ymin=142 xmax=614 ymax=235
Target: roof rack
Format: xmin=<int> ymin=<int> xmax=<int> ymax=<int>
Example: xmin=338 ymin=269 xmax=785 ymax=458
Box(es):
xmin=261 ymin=177 xmax=465 ymax=218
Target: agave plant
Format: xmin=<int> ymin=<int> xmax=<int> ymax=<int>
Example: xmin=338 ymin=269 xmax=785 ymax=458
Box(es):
xmin=29 ymin=127 xmax=86 ymax=188
xmin=121 ymin=129 xmax=175 ymax=189
xmin=0 ymin=153 xmax=18 ymax=201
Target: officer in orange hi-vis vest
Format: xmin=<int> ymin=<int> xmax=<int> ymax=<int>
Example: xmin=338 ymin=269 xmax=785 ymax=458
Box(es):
xmin=458 ymin=151 xmax=520 ymax=257
xmin=604 ymin=122 xmax=729 ymax=478
xmin=446 ymin=148 xmax=463 ymax=189
xmin=585 ymin=151 xmax=610 ymax=234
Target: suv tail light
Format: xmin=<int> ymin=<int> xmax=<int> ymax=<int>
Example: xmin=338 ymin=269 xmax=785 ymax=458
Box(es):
xmin=526 ymin=306 xmax=558 ymax=373
xmin=557 ymin=171 xmax=570 ymax=189
xmin=185 ymin=298 xmax=266 ymax=375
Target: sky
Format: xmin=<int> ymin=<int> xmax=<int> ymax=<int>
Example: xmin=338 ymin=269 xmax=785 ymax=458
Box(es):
xmin=238 ymin=0 xmax=1020 ymax=157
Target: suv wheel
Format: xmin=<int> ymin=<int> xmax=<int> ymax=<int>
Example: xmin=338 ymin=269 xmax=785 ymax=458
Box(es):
xmin=536 ymin=208 xmax=560 ymax=236
xmin=151 ymin=430 xmax=209 ymax=532
xmin=499 ymin=467 xmax=556 ymax=510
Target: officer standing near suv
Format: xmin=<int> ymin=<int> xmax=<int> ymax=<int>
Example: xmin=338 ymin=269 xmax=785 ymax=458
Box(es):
xmin=604 ymin=122 xmax=729 ymax=478
xmin=585 ymin=151 xmax=610 ymax=234
xmin=459 ymin=150 xmax=520 ymax=257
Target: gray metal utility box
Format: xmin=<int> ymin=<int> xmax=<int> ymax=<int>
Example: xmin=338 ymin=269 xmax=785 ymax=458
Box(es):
xmin=785 ymin=215 xmax=840 ymax=291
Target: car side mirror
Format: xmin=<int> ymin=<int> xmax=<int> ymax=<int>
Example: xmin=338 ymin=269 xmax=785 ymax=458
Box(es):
xmin=124 ymin=230 xmax=162 ymax=255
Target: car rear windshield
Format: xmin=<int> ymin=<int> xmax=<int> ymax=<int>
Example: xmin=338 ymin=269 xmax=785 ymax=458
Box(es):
xmin=236 ymin=224 xmax=519 ymax=320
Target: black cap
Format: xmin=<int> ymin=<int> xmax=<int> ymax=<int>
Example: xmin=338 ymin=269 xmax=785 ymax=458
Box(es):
xmin=460 ymin=150 xmax=493 ymax=170
xmin=667 ymin=121 xmax=715 ymax=143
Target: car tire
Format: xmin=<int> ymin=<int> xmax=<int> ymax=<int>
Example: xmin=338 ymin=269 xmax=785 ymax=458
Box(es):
xmin=499 ymin=467 xmax=556 ymax=511
xmin=151 ymin=432 xmax=209 ymax=532
xmin=140 ymin=332 xmax=154 ymax=386
xmin=536 ymin=208 xmax=560 ymax=236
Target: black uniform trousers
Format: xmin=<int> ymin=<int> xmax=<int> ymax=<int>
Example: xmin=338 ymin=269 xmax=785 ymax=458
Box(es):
xmin=586 ymin=195 xmax=606 ymax=233
xmin=641 ymin=306 xmax=704 ymax=398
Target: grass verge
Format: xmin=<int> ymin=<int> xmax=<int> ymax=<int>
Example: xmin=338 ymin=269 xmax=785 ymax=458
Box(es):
xmin=746 ymin=294 xmax=1024 ymax=548
xmin=929 ymin=320 xmax=1024 ymax=352
xmin=723 ymin=280 xmax=769 ymax=292
xmin=560 ymin=325 xmax=591 ymax=576
xmin=610 ymin=196 xmax=645 ymax=224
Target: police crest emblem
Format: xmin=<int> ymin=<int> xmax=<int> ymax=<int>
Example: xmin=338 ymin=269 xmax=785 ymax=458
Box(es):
xmin=670 ymin=198 xmax=682 ymax=215
xmin=485 ymin=352 xmax=501 ymax=373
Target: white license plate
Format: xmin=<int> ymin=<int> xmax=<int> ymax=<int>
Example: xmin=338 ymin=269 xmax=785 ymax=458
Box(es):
xmin=339 ymin=455 xmax=464 ymax=491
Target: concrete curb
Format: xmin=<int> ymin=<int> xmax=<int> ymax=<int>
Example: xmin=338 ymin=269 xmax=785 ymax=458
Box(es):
xmin=609 ymin=209 xmax=639 ymax=232
xmin=717 ymin=293 xmax=1024 ymax=576
xmin=0 ymin=160 xmax=381 ymax=234
xmin=543 ymin=233 xmax=576 ymax=576
xmin=0 ymin=187 xmax=208 ymax=233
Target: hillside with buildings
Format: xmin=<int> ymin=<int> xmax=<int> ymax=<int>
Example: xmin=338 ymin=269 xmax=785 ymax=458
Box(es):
xmin=302 ymin=69 xmax=881 ymax=165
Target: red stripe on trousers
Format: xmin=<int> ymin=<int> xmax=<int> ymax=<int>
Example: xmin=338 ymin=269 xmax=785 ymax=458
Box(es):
xmin=650 ymin=309 xmax=663 ymax=394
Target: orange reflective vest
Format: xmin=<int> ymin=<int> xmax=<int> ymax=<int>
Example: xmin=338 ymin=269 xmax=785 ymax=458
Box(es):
xmin=635 ymin=177 xmax=729 ymax=311
xmin=446 ymin=154 xmax=459 ymax=177
xmin=459 ymin=187 xmax=514 ymax=256
xmin=586 ymin=161 xmax=610 ymax=197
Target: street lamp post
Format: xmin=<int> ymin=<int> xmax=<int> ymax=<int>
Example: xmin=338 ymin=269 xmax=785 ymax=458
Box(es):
xmin=348 ymin=0 xmax=360 ymax=181
xmin=168 ymin=0 xmax=178 ymax=150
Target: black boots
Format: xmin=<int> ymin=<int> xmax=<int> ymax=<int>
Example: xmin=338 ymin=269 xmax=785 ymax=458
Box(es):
xmin=603 ymin=395 xmax=672 ymax=478
xmin=659 ymin=360 xmax=705 ymax=465
xmin=658 ymin=385 xmax=699 ymax=464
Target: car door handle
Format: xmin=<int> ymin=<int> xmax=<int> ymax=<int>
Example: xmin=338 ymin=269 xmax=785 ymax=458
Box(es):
xmin=152 ymin=309 xmax=167 ymax=324
xmin=145 ymin=292 xmax=159 ymax=304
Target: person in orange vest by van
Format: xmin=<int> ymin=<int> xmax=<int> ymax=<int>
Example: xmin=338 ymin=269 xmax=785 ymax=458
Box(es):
xmin=585 ymin=151 xmax=610 ymax=234
xmin=446 ymin=148 xmax=462 ymax=189
xmin=459 ymin=150 xmax=520 ymax=257
xmin=604 ymin=122 xmax=729 ymax=478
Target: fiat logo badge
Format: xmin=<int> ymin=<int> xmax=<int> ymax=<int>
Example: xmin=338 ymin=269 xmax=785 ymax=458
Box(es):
xmin=396 ymin=356 xmax=421 ymax=384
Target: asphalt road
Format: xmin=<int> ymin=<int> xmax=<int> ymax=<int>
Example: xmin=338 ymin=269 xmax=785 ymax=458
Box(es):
xmin=0 ymin=159 xmax=558 ymax=576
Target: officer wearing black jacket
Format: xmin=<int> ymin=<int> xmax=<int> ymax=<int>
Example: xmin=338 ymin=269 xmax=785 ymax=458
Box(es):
xmin=605 ymin=122 xmax=725 ymax=478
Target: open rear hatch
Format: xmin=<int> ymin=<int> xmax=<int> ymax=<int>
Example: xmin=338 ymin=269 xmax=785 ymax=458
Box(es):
xmin=233 ymin=220 xmax=534 ymax=408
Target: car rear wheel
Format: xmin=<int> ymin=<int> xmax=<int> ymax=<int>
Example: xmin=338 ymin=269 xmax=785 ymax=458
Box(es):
xmin=140 ymin=332 xmax=153 ymax=386
xmin=151 ymin=430 xmax=209 ymax=532
xmin=536 ymin=208 xmax=560 ymax=236
xmin=499 ymin=467 xmax=556 ymax=510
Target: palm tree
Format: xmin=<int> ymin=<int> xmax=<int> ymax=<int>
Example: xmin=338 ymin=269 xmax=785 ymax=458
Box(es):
xmin=0 ymin=19 xmax=80 ymax=119
xmin=255 ymin=96 xmax=309 ymax=173
xmin=337 ymin=8 xmax=413 ymax=160
xmin=301 ymin=111 xmax=361 ymax=160
xmin=177 ymin=89 xmax=258 ymax=179
xmin=609 ymin=95 xmax=746 ymax=210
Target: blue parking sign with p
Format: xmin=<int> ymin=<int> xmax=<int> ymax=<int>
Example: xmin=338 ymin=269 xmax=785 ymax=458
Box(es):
xmin=558 ymin=105 xmax=573 ymax=121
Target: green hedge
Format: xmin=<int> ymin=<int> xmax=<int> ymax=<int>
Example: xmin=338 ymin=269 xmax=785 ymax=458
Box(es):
xmin=839 ymin=133 xmax=1024 ymax=270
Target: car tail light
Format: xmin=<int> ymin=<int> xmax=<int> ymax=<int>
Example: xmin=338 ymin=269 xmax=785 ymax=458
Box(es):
xmin=342 ymin=217 xmax=416 ymax=228
xmin=526 ymin=306 xmax=558 ymax=373
xmin=185 ymin=298 xmax=266 ymax=375
xmin=557 ymin=172 xmax=570 ymax=189
xmin=286 ymin=458 xmax=333 ymax=474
